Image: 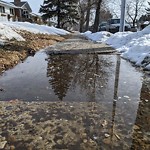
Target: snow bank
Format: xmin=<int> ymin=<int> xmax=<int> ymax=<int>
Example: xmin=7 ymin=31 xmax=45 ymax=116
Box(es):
xmin=4 ymin=22 xmax=69 ymax=35
xmin=82 ymin=31 xmax=112 ymax=42
xmin=0 ymin=22 xmax=25 ymax=45
xmin=0 ymin=22 xmax=69 ymax=45
xmin=82 ymin=26 xmax=150 ymax=70
xmin=106 ymin=26 xmax=150 ymax=70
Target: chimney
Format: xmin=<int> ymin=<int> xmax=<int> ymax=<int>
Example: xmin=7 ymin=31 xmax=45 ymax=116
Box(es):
xmin=14 ymin=0 xmax=21 ymax=4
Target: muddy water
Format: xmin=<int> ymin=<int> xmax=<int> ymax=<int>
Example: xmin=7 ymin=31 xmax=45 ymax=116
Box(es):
xmin=0 ymin=50 xmax=150 ymax=149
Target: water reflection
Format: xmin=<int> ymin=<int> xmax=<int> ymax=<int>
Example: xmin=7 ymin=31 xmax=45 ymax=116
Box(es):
xmin=0 ymin=51 xmax=150 ymax=149
xmin=0 ymin=52 xmax=147 ymax=103
xmin=47 ymin=55 xmax=75 ymax=100
xmin=47 ymin=54 xmax=113 ymax=101
xmin=111 ymin=55 xmax=121 ymax=149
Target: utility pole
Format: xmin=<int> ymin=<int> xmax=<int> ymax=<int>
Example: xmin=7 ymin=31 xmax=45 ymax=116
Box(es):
xmin=119 ymin=0 xmax=126 ymax=32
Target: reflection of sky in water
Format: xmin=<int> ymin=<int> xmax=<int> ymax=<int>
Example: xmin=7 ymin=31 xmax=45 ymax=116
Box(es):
xmin=0 ymin=50 xmax=149 ymax=149
xmin=0 ymin=51 xmax=143 ymax=103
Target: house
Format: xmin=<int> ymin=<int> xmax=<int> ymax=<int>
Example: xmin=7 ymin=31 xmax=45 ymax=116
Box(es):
xmin=12 ymin=0 xmax=43 ymax=23
xmin=0 ymin=0 xmax=42 ymax=23
xmin=11 ymin=0 xmax=32 ymax=22
xmin=0 ymin=0 xmax=16 ymax=21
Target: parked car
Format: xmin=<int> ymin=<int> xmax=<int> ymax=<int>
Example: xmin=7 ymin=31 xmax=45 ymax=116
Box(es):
xmin=106 ymin=19 xmax=131 ymax=33
xmin=99 ymin=22 xmax=107 ymax=31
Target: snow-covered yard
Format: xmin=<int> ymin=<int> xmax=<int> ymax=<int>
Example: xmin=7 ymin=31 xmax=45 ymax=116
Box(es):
xmin=82 ymin=26 xmax=150 ymax=70
xmin=0 ymin=22 xmax=69 ymax=72
xmin=0 ymin=22 xmax=69 ymax=45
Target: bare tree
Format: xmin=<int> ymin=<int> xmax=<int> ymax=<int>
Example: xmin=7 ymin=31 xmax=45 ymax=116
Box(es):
xmin=93 ymin=0 xmax=103 ymax=32
xmin=126 ymin=0 xmax=147 ymax=27
xmin=79 ymin=0 xmax=111 ymax=32
xmin=99 ymin=2 xmax=112 ymax=22
xmin=78 ymin=0 xmax=87 ymax=32
xmin=106 ymin=0 xmax=147 ymax=27
xmin=106 ymin=0 xmax=121 ymax=19
xmin=85 ymin=0 xmax=91 ymax=31
xmin=79 ymin=0 xmax=96 ymax=32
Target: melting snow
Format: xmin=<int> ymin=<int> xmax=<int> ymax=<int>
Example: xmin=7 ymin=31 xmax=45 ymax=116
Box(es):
xmin=82 ymin=25 xmax=150 ymax=70
xmin=0 ymin=22 xmax=69 ymax=45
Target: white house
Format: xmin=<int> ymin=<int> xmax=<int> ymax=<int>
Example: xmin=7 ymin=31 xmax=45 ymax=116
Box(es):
xmin=0 ymin=0 xmax=42 ymax=23
xmin=0 ymin=0 xmax=17 ymax=21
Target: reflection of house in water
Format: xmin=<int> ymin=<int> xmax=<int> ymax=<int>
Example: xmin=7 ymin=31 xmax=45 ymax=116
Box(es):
xmin=131 ymin=77 xmax=150 ymax=149
xmin=46 ymin=54 xmax=112 ymax=101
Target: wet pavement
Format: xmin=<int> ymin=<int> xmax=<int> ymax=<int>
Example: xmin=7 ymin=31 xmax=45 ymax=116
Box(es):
xmin=0 ymin=35 xmax=150 ymax=149
xmin=0 ymin=53 xmax=145 ymax=102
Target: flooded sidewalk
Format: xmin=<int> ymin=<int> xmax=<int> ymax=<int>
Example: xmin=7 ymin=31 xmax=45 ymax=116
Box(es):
xmin=0 ymin=34 xmax=150 ymax=150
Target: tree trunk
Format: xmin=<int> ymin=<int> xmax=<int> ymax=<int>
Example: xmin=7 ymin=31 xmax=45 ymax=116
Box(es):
xmin=132 ymin=19 xmax=136 ymax=27
xmin=80 ymin=10 xmax=85 ymax=32
xmin=57 ymin=0 xmax=61 ymax=28
xmin=93 ymin=0 xmax=102 ymax=33
xmin=85 ymin=0 xmax=91 ymax=31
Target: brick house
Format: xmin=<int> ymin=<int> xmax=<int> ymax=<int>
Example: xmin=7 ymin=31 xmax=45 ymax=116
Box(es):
xmin=11 ymin=0 xmax=32 ymax=21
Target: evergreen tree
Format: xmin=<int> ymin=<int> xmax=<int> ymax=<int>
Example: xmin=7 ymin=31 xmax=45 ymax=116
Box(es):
xmin=146 ymin=2 xmax=150 ymax=15
xmin=39 ymin=0 xmax=79 ymax=28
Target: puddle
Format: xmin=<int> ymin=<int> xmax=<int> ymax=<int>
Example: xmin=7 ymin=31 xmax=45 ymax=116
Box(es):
xmin=0 ymin=51 xmax=146 ymax=102
xmin=0 ymin=50 xmax=150 ymax=149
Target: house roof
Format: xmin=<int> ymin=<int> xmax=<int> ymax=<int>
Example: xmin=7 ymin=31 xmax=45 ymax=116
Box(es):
xmin=0 ymin=0 xmax=18 ymax=8
xmin=11 ymin=1 xmax=26 ymax=7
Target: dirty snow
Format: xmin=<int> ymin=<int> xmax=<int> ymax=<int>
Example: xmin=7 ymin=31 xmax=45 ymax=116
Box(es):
xmin=82 ymin=25 xmax=150 ymax=70
xmin=0 ymin=22 xmax=69 ymax=45
xmin=0 ymin=22 xmax=25 ymax=43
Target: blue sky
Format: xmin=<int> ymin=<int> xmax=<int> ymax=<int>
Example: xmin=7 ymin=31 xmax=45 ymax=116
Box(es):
xmin=6 ymin=0 xmax=43 ymax=13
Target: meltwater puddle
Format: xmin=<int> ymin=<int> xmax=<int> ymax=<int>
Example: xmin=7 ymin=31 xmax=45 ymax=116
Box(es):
xmin=0 ymin=50 xmax=150 ymax=149
xmin=0 ymin=50 xmax=145 ymax=103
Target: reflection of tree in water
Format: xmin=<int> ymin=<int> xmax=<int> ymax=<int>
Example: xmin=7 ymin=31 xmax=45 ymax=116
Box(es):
xmin=47 ymin=54 xmax=113 ymax=101
xmin=72 ymin=54 xmax=113 ymax=100
xmin=47 ymin=54 xmax=75 ymax=100
xmin=131 ymin=77 xmax=150 ymax=149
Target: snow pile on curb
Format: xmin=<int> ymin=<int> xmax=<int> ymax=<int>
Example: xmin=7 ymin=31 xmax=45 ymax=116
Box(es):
xmin=82 ymin=26 xmax=150 ymax=70
xmin=0 ymin=22 xmax=69 ymax=45
xmin=82 ymin=31 xmax=112 ymax=42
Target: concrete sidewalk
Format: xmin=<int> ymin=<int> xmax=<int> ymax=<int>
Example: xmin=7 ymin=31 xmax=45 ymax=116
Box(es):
xmin=46 ymin=34 xmax=116 ymax=54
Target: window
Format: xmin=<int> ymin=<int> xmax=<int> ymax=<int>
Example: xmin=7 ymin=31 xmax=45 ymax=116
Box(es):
xmin=23 ymin=10 xmax=29 ymax=18
xmin=23 ymin=10 xmax=28 ymax=15
xmin=0 ymin=6 xmax=5 ymax=13
xmin=10 ymin=8 xmax=14 ymax=15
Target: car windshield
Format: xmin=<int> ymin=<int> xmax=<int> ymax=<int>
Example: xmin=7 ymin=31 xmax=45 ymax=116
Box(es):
xmin=100 ymin=22 xmax=107 ymax=26
xmin=110 ymin=19 xmax=120 ymax=24
xmin=110 ymin=19 xmax=128 ymax=24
